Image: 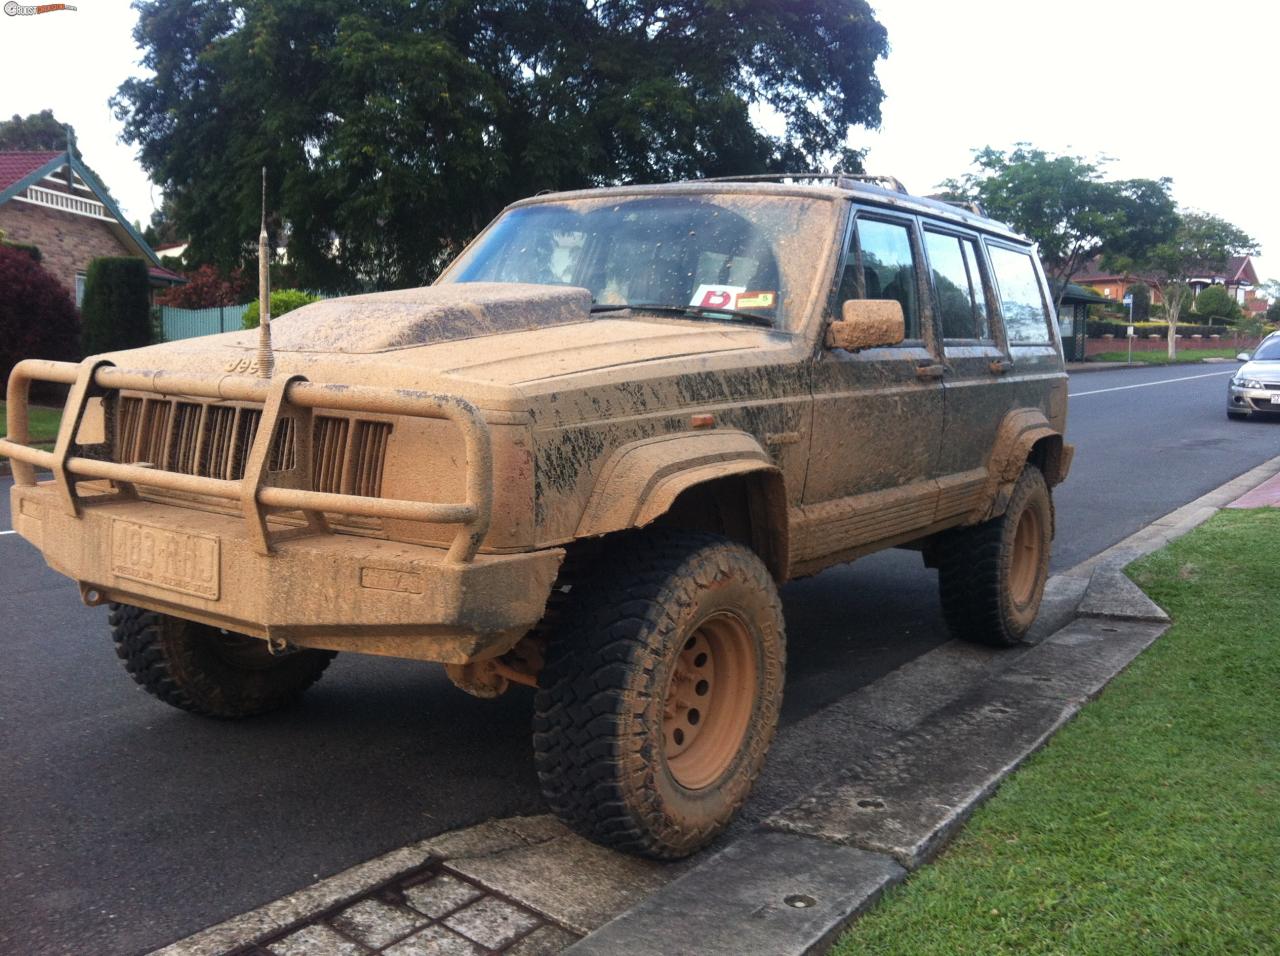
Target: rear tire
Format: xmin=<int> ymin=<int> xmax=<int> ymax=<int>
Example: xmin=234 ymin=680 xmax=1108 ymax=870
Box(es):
xmin=110 ymin=604 xmax=335 ymax=718
xmin=937 ymin=466 xmax=1053 ymax=647
xmin=532 ymin=530 xmax=785 ymax=859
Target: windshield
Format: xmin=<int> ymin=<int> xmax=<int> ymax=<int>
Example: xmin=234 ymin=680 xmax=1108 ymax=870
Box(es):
xmin=1252 ymin=338 xmax=1280 ymax=361
xmin=439 ymin=193 xmax=836 ymax=330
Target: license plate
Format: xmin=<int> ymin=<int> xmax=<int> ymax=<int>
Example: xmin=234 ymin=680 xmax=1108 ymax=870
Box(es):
xmin=111 ymin=519 xmax=220 ymax=600
xmin=1270 ymin=394 xmax=1280 ymax=404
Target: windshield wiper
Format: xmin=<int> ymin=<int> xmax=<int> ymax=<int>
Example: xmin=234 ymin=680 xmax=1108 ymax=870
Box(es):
xmin=589 ymin=302 xmax=774 ymax=328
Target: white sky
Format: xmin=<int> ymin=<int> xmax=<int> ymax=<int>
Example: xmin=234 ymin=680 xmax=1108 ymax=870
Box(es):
xmin=2 ymin=0 xmax=1278 ymax=283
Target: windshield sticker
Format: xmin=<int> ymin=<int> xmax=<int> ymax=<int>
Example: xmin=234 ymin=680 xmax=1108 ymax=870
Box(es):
xmin=736 ymin=291 xmax=776 ymax=309
xmin=691 ymin=284 xmax=745 ymax=309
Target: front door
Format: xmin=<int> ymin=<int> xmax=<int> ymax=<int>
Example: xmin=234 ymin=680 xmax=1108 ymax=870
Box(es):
xmin=796 ymin=208 xmax=944 ymax=567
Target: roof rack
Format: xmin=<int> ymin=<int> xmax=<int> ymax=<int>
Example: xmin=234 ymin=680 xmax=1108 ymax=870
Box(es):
xmin=933 ymin=197 xmax=987 ymax=216
xmin=696 ymin=172 xmax=909 ymax=194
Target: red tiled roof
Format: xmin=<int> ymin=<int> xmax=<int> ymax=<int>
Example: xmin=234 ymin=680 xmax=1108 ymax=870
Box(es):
xmin=149 ymin=265 xmax=186 ymax=283
xmin=0 ymin=150 xmax=63 ymax=191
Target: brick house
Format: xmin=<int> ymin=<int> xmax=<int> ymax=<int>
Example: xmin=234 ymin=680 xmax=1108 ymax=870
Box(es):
xmin=1074 ymin=254 xmax=1264 ymax=313
xmin=0 ymin=149 xmax=183 ymax=305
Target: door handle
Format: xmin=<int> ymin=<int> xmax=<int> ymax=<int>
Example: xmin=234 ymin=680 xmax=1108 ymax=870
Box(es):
xmin=989 ymin=359 xmax=1013 ymax=375
xmin=915 ymin=363 xmax=946 ymax=380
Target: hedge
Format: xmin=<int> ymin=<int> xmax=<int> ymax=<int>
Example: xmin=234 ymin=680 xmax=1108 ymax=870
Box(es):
xmin=81 ymin=257 xmax=153 ymax=356
xmin=1086 ymin=319 xmax=1243 ymax=339
xmin=1 ymin=240 xmax=42 ymax=262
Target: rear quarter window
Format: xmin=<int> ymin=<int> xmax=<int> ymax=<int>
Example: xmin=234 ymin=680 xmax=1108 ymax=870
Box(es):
xmin=987 ymin=245 xmax=1051 ymax=344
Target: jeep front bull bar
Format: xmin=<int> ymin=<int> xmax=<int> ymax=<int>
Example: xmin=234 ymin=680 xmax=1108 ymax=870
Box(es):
xmin=0 ymin=359 xmax=493 ymax=563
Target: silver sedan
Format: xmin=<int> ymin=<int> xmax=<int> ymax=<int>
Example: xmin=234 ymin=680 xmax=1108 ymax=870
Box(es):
xmin=1228 ymin=333 xmax=1280 ymax=419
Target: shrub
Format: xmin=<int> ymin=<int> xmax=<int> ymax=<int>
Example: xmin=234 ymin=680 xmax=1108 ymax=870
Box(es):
xmin=81 ymin=257 xmax=152 ymax=355
xmin=1125 ymin=283 xmax=1150 ymax=321
xmin=1 ymin=240 xmax=41 ymax=262
xmin=1191 ymin=285 xmax=1240 ymax=324
xmin=242 ymin=289 xmax=321 ymax=329
xmin=1086 ymin=319 xmax=1232 ymax=339
xmin=157 ymin=264 xmax=252 ymax=308
xmin=0 ymin=244 xmax=79 ymax=387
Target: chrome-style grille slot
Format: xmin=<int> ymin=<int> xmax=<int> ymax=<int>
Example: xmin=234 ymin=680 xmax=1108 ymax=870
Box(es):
xmin=350 ymin=421 xmax=391 ymax=498
xmin=233 ymin=409 xmax=261 ymax=478
xmin=269 ymin=417 xmax=297 ymax=472
xmin=111 ymin=397 xmax=391 ymax=501
xmin=167 ymin=401 xmax=203 ymax=474
xmin=312 ymin=416 xmax=349 ymax=494
xmin=200 ymin=406 xmax=237 ymax=478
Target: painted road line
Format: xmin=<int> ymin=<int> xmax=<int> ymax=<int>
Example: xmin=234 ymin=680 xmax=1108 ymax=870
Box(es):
xmin=1 ymin=530 xmax=16 ymax=535
xmin=1070 ymin=369 xmax=1233 ymax=397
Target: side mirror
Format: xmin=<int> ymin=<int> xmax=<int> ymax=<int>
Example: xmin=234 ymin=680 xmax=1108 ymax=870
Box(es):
xmin=826 ymin=300 xmax=906 ymax=351
xmin=1237 ymin=352 xmax=1252 ymax=362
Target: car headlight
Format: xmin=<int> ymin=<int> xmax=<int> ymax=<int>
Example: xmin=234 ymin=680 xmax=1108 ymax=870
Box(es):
xmin=1233 ymin=377 xmax=1264 ymax=389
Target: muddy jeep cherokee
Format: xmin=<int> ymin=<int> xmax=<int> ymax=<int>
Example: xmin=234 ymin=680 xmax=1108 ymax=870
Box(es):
xmin=2 ymin=174 xmax=1071 ymax=859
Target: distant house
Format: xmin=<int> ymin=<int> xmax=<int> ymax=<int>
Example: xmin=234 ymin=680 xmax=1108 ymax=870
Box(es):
xmin=1074 ymin=254 xmax=1263 ymax=312
xmin=0 ymin=149 xmax=183 ymax=306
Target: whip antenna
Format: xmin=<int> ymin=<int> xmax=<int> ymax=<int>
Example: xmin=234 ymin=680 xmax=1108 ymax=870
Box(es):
xmin=257 ymin=166 xmax=274 ymax=378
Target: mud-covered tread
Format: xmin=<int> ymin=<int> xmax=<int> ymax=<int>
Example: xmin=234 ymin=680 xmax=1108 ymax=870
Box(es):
xmin=532 ymin=529 xmax=784 ymax=859
xmin=110 ymin=603 xmax=335 ymax=718
xmin=937 ymin=466 xmax=1053 ymax=647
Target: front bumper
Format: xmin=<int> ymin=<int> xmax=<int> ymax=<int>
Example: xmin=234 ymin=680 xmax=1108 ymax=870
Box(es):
xmin=10 ymin=482 xmax=562 ymax=663
xmin=1227 ymin=383 xmax=1280 ymax=415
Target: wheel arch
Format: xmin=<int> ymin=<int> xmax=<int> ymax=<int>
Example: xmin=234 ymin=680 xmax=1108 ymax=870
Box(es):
xmin=575 ymin=431 xmax=790 ymax=580
xmin=981 ymin=408 xmax=1072 ymax=521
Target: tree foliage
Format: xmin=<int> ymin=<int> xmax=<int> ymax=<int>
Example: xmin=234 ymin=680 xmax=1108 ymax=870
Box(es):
xmin=0 ymin=245 xmax=80 ymax=387
xmin=1108 ymin=211 xmax=1258 ymax=357
xmin=1125 ymin=283 xmax=1150 ymax=321
xmin=939 ymin=145 xmax=1177 ymax=308
xmin=156 ymin=264 xmax=252 ymax=308
xmin=113 ymin=0 xmax=889 ymax=292
xmin=81 ymin=258 xmax=153 ymax=356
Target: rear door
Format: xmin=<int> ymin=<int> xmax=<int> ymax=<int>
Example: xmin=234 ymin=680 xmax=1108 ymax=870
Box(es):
xmin=921 ymin=226 xmax=1017 ymax=521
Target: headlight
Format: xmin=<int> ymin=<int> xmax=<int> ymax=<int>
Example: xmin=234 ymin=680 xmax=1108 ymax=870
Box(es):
xmin=1234 ymin=377 xmax=1264 ymax=389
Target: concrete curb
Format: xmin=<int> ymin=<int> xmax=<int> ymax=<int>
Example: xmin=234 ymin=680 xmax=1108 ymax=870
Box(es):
xmin=565 ymin=456 xmax=1280 ymax=956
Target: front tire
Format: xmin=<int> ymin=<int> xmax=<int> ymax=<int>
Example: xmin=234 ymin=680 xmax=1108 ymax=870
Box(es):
xmin=532 ymin=531 xmax=785 ymax=859
xmin=937 ymin=465 xmax=1053 ymax=646
xmin=110 ymin=604 xmax=336 ymax=718
xmin=1227 ymin=409 xmax=1250 ymax=420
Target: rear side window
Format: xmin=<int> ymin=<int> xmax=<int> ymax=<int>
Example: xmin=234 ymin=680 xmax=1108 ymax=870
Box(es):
xmin=923 ymin=231 xmax=990 ymax=341
xmin=855 ymin=218 xmax=921 ymax=339
xmin=988 ymin=245 xmax=1051 ymax=344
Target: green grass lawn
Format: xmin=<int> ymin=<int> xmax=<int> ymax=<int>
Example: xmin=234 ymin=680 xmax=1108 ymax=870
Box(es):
xmin=1089 ymin=347 xmax=1241 ymax=365
xmin=0 ymin=400 xmax=62 ymax=446
xmin=831 ymin=508 xmax=1280 ymax=956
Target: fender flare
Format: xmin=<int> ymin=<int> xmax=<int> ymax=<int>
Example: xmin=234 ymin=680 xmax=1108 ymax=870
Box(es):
xmin=576 ymin=431 xmax=789 ymax=578
xmin=982 ymin=408 xmax=1071 ymax=519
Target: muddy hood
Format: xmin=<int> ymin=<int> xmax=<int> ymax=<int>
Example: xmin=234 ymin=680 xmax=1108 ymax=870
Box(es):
xmin=238 ymin=282 xmax=592 ymax=352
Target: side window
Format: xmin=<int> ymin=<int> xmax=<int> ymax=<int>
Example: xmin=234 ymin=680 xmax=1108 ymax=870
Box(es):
xmin=855 ymin=218 xmax=920 ymax=339
xmin=988 ymin=245 xmax=1051 ymax=344
xmin=923 ymin=231 xmax=990 ymax=341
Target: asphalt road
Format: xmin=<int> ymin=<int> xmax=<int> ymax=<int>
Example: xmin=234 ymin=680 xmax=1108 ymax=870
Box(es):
xmin=1 ymin=362 xmax=1276 ymax=956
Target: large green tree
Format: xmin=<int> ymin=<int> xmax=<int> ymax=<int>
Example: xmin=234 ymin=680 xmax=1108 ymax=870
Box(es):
xmin=114 ymin=0 xmax=889 ymax=292
xmin=939 ymin=145 xmax=1178 ymax=310
xmin=1108 ymin=211 xmax=1258 ymax=359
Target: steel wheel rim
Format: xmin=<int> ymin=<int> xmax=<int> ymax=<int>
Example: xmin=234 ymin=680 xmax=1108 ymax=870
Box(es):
xmin=1010 ymin=506 xmax=1043 ymax=608
xmin=662 ymin=611 xmax=757 ymax=790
